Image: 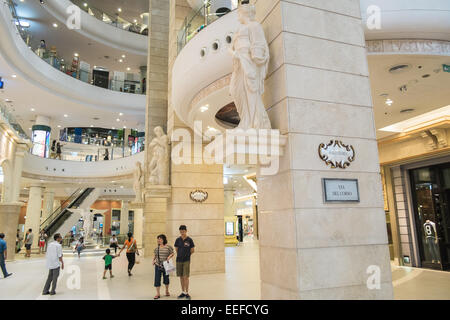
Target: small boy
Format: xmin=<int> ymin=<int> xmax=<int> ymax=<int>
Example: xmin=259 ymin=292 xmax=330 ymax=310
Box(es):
xmin=102 ymin=249 xmax=116 ymax=279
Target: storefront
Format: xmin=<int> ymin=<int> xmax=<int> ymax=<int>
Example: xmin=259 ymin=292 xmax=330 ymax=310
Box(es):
xmin=380 ymin=128 xmax=450 ymax=271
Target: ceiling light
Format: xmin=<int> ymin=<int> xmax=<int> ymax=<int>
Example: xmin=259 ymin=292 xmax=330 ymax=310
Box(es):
xmin=200 ymin=105 xmax=209 ymax=112
xmin=64 ymin=114 xmax=68 ymax=117
xmin=12 ymin=74 xmax=17 ymax=78
xmin=118 ymin=8 xmax=122 ymax=12
xmin=385 ymin=99 xmax=393 ymax=106
xmin=112 ymin=127 xmax=115 ymax=129
xmin=119 ymin=59 xmax=123 ymax=63
xmin=15 ymin=21 xmax=30 ymax=27
xmin=121 ymin=55 xmax=126 ymax=58
xmin=52 ymin=23 xmax=58 ymax=28
xmin=57 ymin=125 xmax=61 ymax=128
xmin=83 ymin=3 xmax=88 ymax=7
xmin=123 ymin=126 xmax=126 ymax=129
xmin=133 ymin=19 xmax=137 ymax=23
xmin=74 ymin=53 xmax=79 ymax=57
xmin=127 ymin=67 xmax=131 ymax=71
xmin=119 ymin=113 xmax=123 ymax=116
xmin=90 ymin=125 xmax=94 ymax=127
xmin=30 ymin=108 xmax=35 ymax=111
xmin=116 ymin=118 xmax=120 ymax=122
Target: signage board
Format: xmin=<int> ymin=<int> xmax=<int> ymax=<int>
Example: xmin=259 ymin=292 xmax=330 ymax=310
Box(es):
xmin=443 ymin=64 xmax=450 ymax=73
xmin=322 ymin=178 xmax=360 ymax=202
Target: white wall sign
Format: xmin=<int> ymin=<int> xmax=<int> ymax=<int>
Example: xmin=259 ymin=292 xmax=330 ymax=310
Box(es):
xmin=190 ymin=190 xmax=208 ymax=203
xmin=323 ymin=179 xmax=360 ymax=202
xmin=319 ymin=140 xmax=355 ymax=169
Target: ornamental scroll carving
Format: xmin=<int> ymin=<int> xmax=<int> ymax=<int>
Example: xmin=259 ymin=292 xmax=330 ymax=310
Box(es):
xmin=190 ymin=190 xmax=208 ymax=203
xmin=318 ymin=140 xmax=355 ymax=169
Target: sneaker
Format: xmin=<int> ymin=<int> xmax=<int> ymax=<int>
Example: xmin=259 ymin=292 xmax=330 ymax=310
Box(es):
xmin=4 ymin=273 xmax=12 ymax=278
xmin=185 ymin=294 xmax=191 ymax=300
xmin=50 ymin=292 xmax=56 ymax=295
xmin=42 ymin=292 xmax=50 ymax=295
xmin=178 ymin=293 xmax=186 ymax=299
xmin=102 ymin=276 xmax=107 ymax=279
xmin=110 ymin=275 xmax=115 ymax=278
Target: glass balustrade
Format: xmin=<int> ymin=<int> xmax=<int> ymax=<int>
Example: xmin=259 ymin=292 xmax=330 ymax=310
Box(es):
xmin=177 ymin=1 xmax=235 ymax=53
xmin=0 ymin=102 xmax=31 ymax=141
xmin=70 ymin=0 xmax=148 ymax=36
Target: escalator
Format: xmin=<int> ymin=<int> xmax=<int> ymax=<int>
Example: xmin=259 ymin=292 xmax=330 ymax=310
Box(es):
xmin=41 ymin=188 xmax=96 ymax=238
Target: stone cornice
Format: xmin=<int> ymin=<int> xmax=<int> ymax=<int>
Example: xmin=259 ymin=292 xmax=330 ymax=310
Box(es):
xmin=366 ymin=39 xmax=450 ymax=56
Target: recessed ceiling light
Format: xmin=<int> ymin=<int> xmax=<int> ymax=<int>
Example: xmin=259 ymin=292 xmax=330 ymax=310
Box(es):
xmin=52 ymin=23 xmax=58 ymax=28
xmin=117 ymin=8 xmax=122 ymax=12
xmin=83 ymin=2 xmax=88 ymax=7
xmin=30 ymin=108 xmax=35 ymax=111
xmin=133 ymin=19 xmax=137 ymax=23
xmin=57 ymin=125 xmax=61 ymax=128
xmin=112 ymin=127 xmax=115 ymax=129
xmin=116 ymin=118 xmax=120 ymax=122
xmin=90 ymin=125 xmax=94 ymax=127
xmin=119 ymin=113 xmax=123 ymax=116
xmin=64 ymin=114 xmax=68 ymax=117
xmin=12 ymin=74 xmax=17 ymax=78
xmin=121 ymin=55 xmax=126 ymax=58
xmin=74 ymin=53 xmax=79 ymax=57
xmin=119 ymin=59 xmax=123 ymax=63
xmin=123 ymin=126 xmax=126 ymax=129
xmin=200 ymin=105 xmax=209 ymax=112
xmin=127 ymin=67 xmax=131 ymax=71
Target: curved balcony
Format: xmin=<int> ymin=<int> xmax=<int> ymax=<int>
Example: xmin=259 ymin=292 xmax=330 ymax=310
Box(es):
xmin=22 ymin=151 xmax=144 ymax=181
xmin=0 ymin=1 xmax=146 ymax=117
xmin=39 ymin=0 xmax=147 ymax=55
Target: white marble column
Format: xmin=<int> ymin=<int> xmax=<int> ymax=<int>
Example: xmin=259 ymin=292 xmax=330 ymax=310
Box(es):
xmin=42 ymin=189 xmax=55 ymax=223
xmin=120 ymin=201 xmax=129 ymax=235
xmin=0 ymin=203 xmax=22 ymax=261
xmin=11 ymin=145 xmax=27 ymax=203
xmin=23 ymin=185 xmax=43 ymax=251
xmin=255 ymin=0 xmax=393 ymax=299
xmin=133 ymin=207 xmax=144 ymax=249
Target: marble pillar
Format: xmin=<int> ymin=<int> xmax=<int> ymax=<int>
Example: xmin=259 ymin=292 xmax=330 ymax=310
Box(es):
xmin=42 ymin=189 xmax=55 ymax=223
xmin=0 ymin=203 xmax=22 ymax=261
xmin=143 ymin=186 xmax=171 ymax=257
xmin=131 ymin=205 xmax=144 ymax=249
xmin=11 ymin=146 xmax=27 ymax=203
xmin=23 ymin=185 xmax=43 ymax=251
xmin=120 ymin=200 xmax=129 ymax=235
xmin=255 ymin=0 xmax=393 ymax=299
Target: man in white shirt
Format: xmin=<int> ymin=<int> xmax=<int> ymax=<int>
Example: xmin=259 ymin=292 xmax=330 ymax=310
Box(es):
xmin=42 ymin=233 xmax=64 ymax=295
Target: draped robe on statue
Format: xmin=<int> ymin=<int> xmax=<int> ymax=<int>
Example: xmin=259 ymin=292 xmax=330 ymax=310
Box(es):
xmin=230 ymin=20 xmax=271 ymax=129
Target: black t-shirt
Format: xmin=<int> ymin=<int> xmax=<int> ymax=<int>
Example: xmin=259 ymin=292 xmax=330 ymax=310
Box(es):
xmin=174 ymin=236 xmax=195 ymax=262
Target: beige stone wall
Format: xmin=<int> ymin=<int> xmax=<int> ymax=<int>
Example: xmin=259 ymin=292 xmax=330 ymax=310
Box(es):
xmin=255 ymin=0 xmax=393 ymax=299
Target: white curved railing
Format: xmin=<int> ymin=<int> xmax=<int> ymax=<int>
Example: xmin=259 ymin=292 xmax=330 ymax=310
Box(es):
xmin=0 ymin=1 xmax=146 ymax=116
xmin=22 ymin=152 xmax=144 ymax=179
xmin=42 ymin=0 xmax=147 ymax=56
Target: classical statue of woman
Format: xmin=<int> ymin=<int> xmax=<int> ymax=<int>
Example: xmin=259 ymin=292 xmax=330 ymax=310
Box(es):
xmin=229 ymin=3 xmax=271 ymax=130
xmin=133 ymin=161 xmax=144 ymax=203
xmin=148 ymin=126 xmax=169 ymax=185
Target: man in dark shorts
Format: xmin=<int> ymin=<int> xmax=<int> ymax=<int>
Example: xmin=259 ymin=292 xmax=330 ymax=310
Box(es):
xmin=174 ymin=225 xmax=195 ymax=300
xmin=24 ymin=229 xmax=33 ymax=257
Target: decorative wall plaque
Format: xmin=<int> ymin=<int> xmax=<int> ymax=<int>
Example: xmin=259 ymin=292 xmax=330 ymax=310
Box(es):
xmin=318 ymin=140 xmax=355 ymax=169
xmin=190 ymin=190 xmax=208 ymax=203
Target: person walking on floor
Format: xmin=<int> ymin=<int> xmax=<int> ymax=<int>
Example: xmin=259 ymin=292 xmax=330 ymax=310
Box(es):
xmin=24 ymin=229 xmax=33 ymax=258
xmin=16 ymin=229 xmax=22 ymax=254
xmin=42 ymin=233 xmax=64 ymax=295
xmin=56 ymin=142 xmax=63 ymax=160
xmin=174 ymin=225 xmax=195 ymax=300
xmin=153 ymin=234 xmax=174 ymax=299
xmin=0 ymin=233 xmax=12 ymax=279
xmin=109 ymin=234 xmax=120 ymax=254
xmin=50 ymin=140 xmax=57 ymax=159
xmin=74 ymin=237 xmax=85 ymax=258
xmin=118 ymin=232 xmax=139 ymax=276
xmin=38 ymin=230 xmax=48 ymax=254
xmin=102 ymin=249 xmax=116 ymax=279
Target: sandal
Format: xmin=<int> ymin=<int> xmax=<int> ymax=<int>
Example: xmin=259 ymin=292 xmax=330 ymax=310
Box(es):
xmin=154 ymin=295 xmax=160 ymax=300
xmin=165 ymin=293 xmax=170 ymax=296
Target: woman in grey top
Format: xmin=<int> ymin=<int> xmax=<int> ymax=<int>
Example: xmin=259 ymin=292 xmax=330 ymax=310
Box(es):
xmin=152 ymin=234 xmax=174 ymax=299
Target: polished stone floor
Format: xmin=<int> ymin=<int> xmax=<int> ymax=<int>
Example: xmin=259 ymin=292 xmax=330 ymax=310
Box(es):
xmin=1 ymin=239 xmax=449 ymax=300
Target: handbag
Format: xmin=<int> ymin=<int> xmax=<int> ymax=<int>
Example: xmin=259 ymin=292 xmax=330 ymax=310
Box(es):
xmin=163 ymin=260 xmax=176 ymax=275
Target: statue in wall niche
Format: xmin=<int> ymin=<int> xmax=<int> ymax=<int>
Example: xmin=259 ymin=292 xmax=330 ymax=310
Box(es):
xmin=229 ymin=3 xmax=272 ymax=130
xmin=133 ymin=161 xmax=144 ymax=203
xmin=79 ymin=209 xmax=94 ymax=241
xmin=148 ymin=126 xmax=169 ymax=185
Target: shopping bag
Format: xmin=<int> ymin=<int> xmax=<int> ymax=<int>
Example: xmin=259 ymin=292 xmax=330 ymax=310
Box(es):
xmin=163 ymin=259 xmax=176 ymax=275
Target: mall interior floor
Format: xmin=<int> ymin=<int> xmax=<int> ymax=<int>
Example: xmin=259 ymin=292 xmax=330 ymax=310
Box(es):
xmin=1 ymin=240 xmax=449 ymax=300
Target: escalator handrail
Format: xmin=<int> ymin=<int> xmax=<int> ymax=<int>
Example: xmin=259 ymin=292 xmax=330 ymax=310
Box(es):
xmin=40 ymin=188 xmax=84 ymax=229
xmin=43 ymin=188 xmax=95 ymax=234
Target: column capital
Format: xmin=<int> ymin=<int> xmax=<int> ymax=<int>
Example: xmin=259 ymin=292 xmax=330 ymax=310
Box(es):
xmin=144 ymin=185 xmax=171 ymax=199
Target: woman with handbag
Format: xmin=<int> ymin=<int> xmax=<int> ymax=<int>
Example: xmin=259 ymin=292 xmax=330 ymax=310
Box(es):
xmin=152 ymin=234 xmax=174 ymax=299
xmin=119 ymin=232 xmax=139 ymax=276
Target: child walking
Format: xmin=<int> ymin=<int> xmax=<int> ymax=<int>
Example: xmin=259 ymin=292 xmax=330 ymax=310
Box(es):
xmin=102 ymin=249 xmax=116 ymax=279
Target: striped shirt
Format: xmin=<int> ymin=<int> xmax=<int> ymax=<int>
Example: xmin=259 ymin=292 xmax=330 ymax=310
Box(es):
xmin=154 ymin=245 xmax=174 ymax=266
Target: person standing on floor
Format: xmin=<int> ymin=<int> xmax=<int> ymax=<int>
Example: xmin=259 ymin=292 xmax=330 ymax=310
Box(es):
xmin=153 ymin=234 xmax=174 ymax=299
xmin=56 ymin=142 xmax=63 ymax=160
xmin=74 ymin=237 xmax=85 ymax=258
xmin=16 ymin=229 xmax=22 ymax=254
xmin=174 ymin=225 xmax=195 ymax=300
xmin=42 ymin=233 xmax=64 ymax=295
xmin=0 ymin=233 xmax=12 ymax=279
xmin=102 ymin=249 xmax=116 ymax=279
xmin=24 ymin=229 xmax=33 ymax=258
xmin=118 ymin=232 xmax=139 ymax=276
xmin=38 ymin=230 xmax=48 ymax=254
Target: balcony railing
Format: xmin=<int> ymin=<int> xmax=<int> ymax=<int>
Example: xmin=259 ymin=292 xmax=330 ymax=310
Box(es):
xmin=0 ymin=102 xmax=31 ymax=141
xmin=71 ymin=0 xmax=148 ymax=36
xmin=6 ymin=0 xmax=145 ymax=95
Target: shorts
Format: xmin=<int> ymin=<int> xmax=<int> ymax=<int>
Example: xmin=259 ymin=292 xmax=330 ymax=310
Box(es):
xmin=176 ymin=261 xmax=191 ymax=277
xmin=39 ymin=241 xmax=46 ymax=248
xmin=105 ymin=264 xmax=112 ymax=271
xmin=25 ymin=244 xmax=32 ymax=250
